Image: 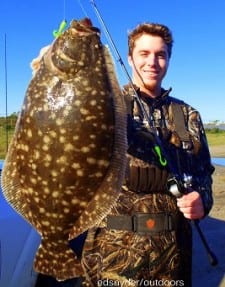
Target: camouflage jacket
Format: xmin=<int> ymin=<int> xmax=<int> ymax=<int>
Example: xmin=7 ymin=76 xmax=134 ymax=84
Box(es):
xmin=123 ymin=85 xmax=214 ymax=215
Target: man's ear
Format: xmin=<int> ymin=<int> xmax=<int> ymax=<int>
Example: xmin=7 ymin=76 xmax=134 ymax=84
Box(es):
xmin=128 ymin=55 xmax=133 ymax=67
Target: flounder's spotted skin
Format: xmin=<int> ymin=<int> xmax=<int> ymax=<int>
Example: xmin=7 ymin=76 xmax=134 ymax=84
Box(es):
xmin=1 ymin=18 xmax=127 ymax=281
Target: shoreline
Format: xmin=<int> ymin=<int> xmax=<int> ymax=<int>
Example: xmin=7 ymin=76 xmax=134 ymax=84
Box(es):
xmin=209 ymin=145 xmax=225 ymax=158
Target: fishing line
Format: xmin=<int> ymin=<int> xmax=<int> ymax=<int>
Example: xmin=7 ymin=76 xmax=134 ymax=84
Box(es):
xmin=4 ymin=33 xmax=9 ymax=153
xmin=53 ymin=0 xmax=68 ymax=38
xmin=77 ymin=0 xmax=89 ymax=18
xmin=90 ymin=0 xmax=151 ymax=127
xmin=63 ymin=0 xmax=66 ymax=20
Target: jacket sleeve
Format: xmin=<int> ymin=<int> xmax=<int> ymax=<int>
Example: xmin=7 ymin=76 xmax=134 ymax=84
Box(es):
xmin=188 ymin=110 xmax=215 ymax=215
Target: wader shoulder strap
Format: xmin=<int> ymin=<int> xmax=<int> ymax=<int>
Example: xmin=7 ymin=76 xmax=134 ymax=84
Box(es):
xmin=170 ymin=102 xmax=190 ymax=143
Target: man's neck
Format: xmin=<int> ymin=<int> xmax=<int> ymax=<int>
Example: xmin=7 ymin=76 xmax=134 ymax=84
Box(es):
xmin=138 ymin=85 xmax=162 ymax=99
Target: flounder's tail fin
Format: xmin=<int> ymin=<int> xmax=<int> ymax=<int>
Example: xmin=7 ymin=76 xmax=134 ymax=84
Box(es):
xmin=34 ymin=238 xmax=84 ymax=281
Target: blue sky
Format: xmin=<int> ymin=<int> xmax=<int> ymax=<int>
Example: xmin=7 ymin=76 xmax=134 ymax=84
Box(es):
xmin=0 ymin=0 xmax=225 ymax=122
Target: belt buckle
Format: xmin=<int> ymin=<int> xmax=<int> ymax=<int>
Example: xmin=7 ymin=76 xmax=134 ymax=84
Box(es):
xmin=132 ymin=213 xmax=157 ymax=233
xmin=132 ymin=213 xmax=174 ymax=234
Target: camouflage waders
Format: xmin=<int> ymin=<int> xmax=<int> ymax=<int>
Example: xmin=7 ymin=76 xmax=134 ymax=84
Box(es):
xmin=81 ymin=161 xmax=192 ymax=287
xmin=80 ymin=87 xmax=213 ymax=287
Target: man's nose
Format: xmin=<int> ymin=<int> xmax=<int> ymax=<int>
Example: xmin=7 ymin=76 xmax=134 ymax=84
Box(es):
xmin=146 ymin=54 xmax=157 ymax=66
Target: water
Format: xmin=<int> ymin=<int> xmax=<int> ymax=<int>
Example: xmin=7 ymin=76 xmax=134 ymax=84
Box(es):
xmin=212 ymin=157 xmax=225 ymax=166
xmin=0 ymin=159 xmax=3 ymax=169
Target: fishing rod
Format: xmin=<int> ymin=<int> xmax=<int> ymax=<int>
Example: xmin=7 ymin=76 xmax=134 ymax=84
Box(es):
xmin=4 ymin=33 xmax=9 ymax=153
xmin=90 ymin=0 xmax=168 ymax=167
xmin=90 ymin=0 xmax=218 ymax=267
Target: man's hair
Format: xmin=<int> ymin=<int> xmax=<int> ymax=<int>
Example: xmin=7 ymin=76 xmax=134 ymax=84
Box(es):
xmin=128 ymin=23 xmax=173 ymax=58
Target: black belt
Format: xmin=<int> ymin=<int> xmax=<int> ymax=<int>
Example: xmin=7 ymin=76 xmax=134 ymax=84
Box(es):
xmin=107 ymin=213 xmax=178 ymax=234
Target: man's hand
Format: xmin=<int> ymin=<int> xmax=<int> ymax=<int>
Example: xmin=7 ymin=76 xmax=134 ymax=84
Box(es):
xmin=177 ymin=191 xmax=204 ymax=219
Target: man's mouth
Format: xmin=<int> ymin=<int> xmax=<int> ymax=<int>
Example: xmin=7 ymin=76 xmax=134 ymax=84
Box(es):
xmin=143 ymin=70 xmax=158 ymax=78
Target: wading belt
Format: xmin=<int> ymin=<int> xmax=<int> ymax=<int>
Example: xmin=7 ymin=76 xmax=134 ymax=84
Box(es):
xmin=107 ymin=213 xmax=178 ymax=234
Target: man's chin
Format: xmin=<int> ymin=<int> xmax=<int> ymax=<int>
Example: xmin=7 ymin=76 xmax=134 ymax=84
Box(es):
xmin=143 ymin=82 xmax=158 ymax=91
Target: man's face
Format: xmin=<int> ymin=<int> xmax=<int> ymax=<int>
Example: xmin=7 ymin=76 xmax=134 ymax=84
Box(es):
xmin=128 ymin=34 xmax=169 ymax=96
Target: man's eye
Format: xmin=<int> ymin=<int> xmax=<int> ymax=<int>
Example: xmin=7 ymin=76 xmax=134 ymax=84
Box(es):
xmin=139 ymin=52 xmax=148 ymax=57
xmin=157 ymin=52 xmax=167 ymax=59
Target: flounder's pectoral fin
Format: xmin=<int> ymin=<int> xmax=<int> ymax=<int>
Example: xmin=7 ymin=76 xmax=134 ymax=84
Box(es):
xmin=68 ymin=149 xmax=127 ymax=240
xmin=68 ymin=171 xmax=120 ymax=240
xmin=34 ymin=237 xmax=84 ymax=280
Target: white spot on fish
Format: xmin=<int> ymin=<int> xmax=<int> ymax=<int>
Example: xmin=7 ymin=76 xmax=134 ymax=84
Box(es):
xmin=30 ymin=177 xmax=37 ymax=185
xmin=64 ymin=143 xmax=75 ymax=152
xmin=38 ymin=130 xmax=43 ymax=137
xmin=73 ymin=135 xmax=79 ymax=141
xmin=56 ymin=118 xmax=64 ymax=126
xmin=42 ymin=220 xmax=50 ymax=227
xmin=90 ymin=100 xmax=97 ymax=106
xmin=59 ymin=136 xmax=66 ymax=143
xmin=71 ymin=198 xmax=78 ymax=205
xmin=31 ymin=163 xmax=37 ymax=170
xmin=89 ymin=134 xmax=96 ymax=139
xmin=101 ymin=124 xmax=107 ymax=130
xmin=43 ymin=135 xmax=51 ymax=144
xmin=43 ymin=103 xmax=49 ymax=111
xmin=34 ymin=197 xmax=40 ymax=203
xmin=72 ymin=163 xmax=81 ymax=169
xmin=44 ymin=161 xmax=51 ymax=167
xmin=40 ymin=207 xmax=46 ymax=214
xmin=95 ymin=172 xmax=103 ymax=178
xmin=50 ymin=113 xmax=56 ymax=120
xmin=27 ymin=129 xmax=33 ymax=138
xmin=34 ymin=150 xmax=40 ymax=160
xmin=45 ymin=154 xmax=52 ymax=162
xmin=74 ymin=100 xmax=81 ymax=107
xmin=25 ymin=117 xmax=31 ymax=124
xmin=97 ymin=160 xmax=109 ymax=167
xmin=76 ymin=170 xmax=84 ymax=177
xmin=57 ymin=156 xmax=67 ymax=164
xmin=60 ymin=128 xmax=66 ymax=134
xmin=91 ymin=90 xmax=97 ymax=96
xmin=64 ymin=208 xmax=70 ymax=214
xmin=49 ymin=130 xmax=57 ymax=138
xmin=44 ymin=188 xmax=50 ymax=194
xmin=86 ymin=157 xmax=96 ymax=164
xmin=51 ymin=170 xmax=58 ymax=177
xmin=81 ymin=146 xmax=90 ymax=153
xmin=62 ymin=200 xmax=69 ymax=206
xmin=52 ymin=191 xmax=59 ymax=198
xmin=42 ymin=144 xmax=49 ymax=151
xmin=80 ymin=108 xmax=89 ymax=115
xmin=27 ymin=187 xmax=34 ymax=194
xmin=86 ymin=115 xmax=97 ymax=121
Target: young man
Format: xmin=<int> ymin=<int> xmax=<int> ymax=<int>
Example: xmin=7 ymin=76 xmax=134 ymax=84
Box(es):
xmin=126 ymin=23 xmax=211 ymax=220
xmin=81 ymin=22 xmax=214 ymax=287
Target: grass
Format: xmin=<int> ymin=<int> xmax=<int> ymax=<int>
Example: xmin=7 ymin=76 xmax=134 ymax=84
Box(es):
xmin=205 ymin=131 xmax=225 ymax=146
xmin=0 ymin=128 xmax=224 ymax=160
xmin=0 ymin=128 xmax=14 ymax=159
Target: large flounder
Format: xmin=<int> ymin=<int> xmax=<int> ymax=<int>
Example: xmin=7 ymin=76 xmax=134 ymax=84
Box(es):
xmin=1 ymin=18 xmax=127 ymax=281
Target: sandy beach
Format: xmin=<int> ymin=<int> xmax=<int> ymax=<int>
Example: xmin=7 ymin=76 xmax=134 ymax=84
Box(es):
xmin=192 ymin=145 xmax=225 ymax=287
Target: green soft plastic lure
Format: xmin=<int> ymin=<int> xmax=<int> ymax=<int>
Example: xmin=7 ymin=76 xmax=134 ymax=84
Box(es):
xmin=53 ymin=20 xmax=67 ymax=38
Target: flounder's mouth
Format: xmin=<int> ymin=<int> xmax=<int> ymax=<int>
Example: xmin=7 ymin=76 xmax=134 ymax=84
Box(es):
xmin=71 ymin=18 xmax=100 ymax=35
